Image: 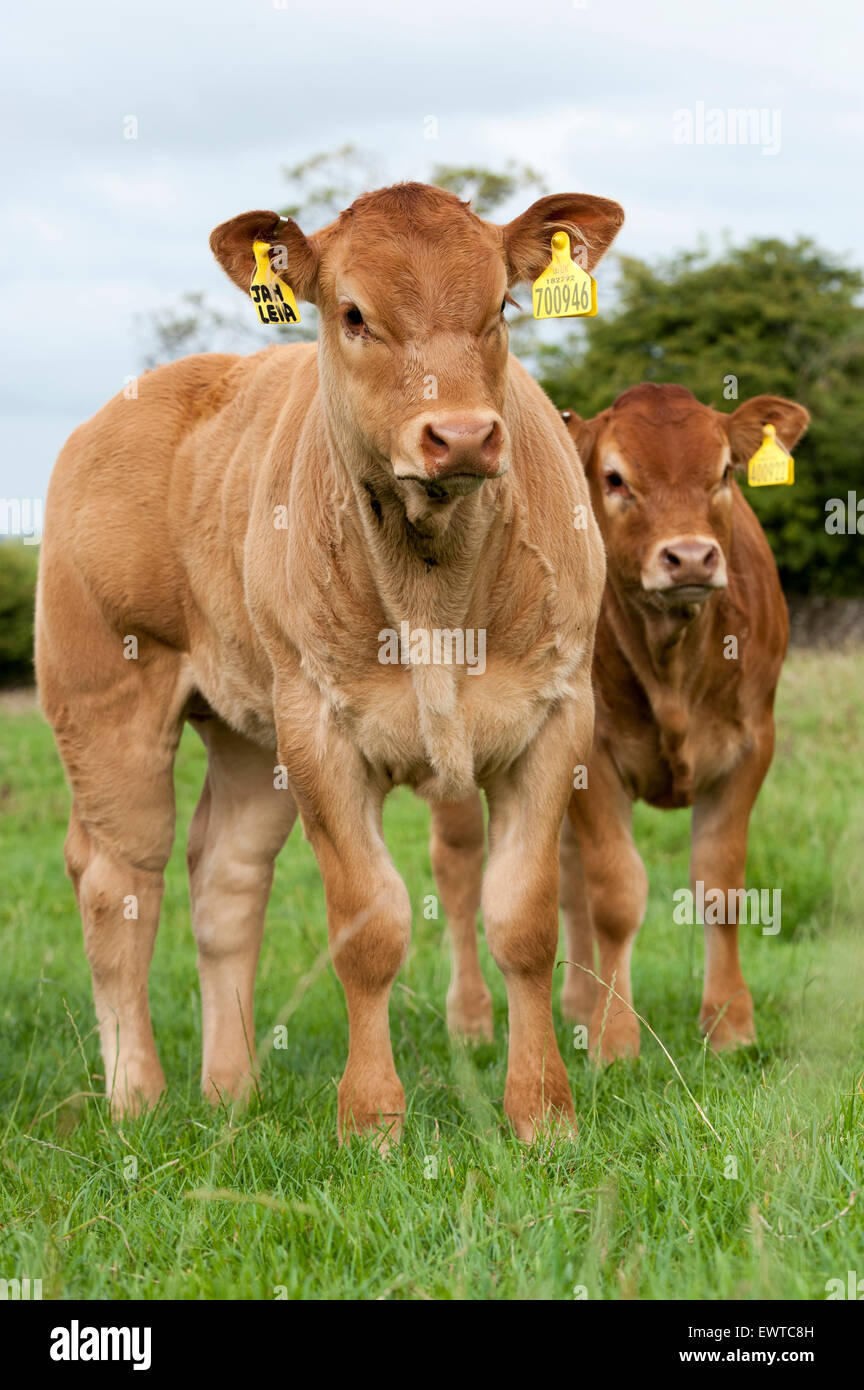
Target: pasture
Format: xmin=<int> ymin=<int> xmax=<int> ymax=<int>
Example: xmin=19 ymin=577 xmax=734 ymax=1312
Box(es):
xmin=0 ymin=649 xmax=861 ymax=1301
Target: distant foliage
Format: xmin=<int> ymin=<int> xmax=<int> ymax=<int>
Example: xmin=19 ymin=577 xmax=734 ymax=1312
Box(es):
xmin=538 ymin=239 xmax=864 ymax=597
xmin=140 ymin=291 xmax=268 ymax=369
xmin=0 ymin=543 xmax=38 ymax=680
xmin=426 ymin=160 xmax=547 ymax=218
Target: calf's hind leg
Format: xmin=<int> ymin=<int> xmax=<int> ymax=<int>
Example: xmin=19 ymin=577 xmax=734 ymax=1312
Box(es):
xmin=568 ymin=760 xmax=647 ymax=1062
xmin=429 ymin=795 xmax=492 ymax=1041
xmin=42 ymin=644 xmax=188 ymax=1117
xmin=559 ymin=812 xmax=596 ymax=1026
xmin=187 ymin=719 xmax=298 ymax=1103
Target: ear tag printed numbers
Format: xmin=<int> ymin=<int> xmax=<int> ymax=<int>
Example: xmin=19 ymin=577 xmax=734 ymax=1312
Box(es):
xmin=747 ymin=423 xmax=794 ymax=487
xmin=532 ymin=231 xmax=597 ymax=320
xmin=249 ymin=240 xmax=301 ymax=326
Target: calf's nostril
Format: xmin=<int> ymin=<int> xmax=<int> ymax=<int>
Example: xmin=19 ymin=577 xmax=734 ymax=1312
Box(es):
xmin=422 ymin=425 xmax=450 ymax=459
xmin=481 ymin=421 xmax=502 ymax=458
xmin=418 ymin=413 xmax=506 ymax=479
xmin=657 ymin=539 xmax=721 ymax=585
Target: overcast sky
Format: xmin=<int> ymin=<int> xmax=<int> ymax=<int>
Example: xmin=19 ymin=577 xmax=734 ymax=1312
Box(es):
xmin=1 ymin=0 xmax=861 ymax=508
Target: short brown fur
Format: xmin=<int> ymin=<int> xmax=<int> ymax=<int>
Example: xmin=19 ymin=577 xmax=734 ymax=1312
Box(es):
xmin=36 ymin=182 xmax=623 ymax=1140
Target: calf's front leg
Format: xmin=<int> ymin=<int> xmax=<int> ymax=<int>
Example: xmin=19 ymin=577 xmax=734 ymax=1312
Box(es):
xmin=566 ymin=754 xmax=647 ymax=1062
xmin=482 ymin=701 xmax=584 ymax=1139
xmin=282 ymin=719 xmax=410 ymax=1143
xmin=690 ymin=737 xmax=773 ymax=1050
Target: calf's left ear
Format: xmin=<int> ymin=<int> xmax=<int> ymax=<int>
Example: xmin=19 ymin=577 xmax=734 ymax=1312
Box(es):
xmin=500 ymin=194 xmax=625 ymax=285
xmin=724 ymin=395 xmax=810 ymax=465
xmin=562 ymin=410 xmax=602 ymax=471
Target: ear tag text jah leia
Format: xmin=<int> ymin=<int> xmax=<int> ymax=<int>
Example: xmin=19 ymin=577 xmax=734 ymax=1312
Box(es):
xmin=747 ymin=423 xmax=794 ymax=487
xmin=249 ymin=240 xmax=301 ymax=326
xmin=532 ymin=231 xmax=597 ymax=320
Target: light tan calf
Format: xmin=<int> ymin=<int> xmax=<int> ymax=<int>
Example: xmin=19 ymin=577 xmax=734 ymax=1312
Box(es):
xmin=36 ymin=182 xmax=622 ymax=1140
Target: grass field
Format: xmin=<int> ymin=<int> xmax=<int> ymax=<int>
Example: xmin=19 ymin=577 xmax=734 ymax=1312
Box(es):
xmin=0 ymin=650 xmax=862 ymax=1301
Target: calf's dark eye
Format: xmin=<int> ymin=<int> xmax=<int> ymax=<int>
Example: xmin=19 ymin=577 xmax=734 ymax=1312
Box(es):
xmin=604 ymin=470 xmax=632 ymax=499
xmin=344 ymin=306 xmax=365 ymax=329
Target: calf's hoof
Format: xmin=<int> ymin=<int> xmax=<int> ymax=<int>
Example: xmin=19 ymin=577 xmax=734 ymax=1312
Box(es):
xmin=108 ymin=1062 xmax=166 ymax=1120
xmin=589 ymin=1003 xmax=641 ymax=1063
xmin=337 ymin=1073 xmax=406 ymax=1151
xmin=504 ymin=1058 xmax=576 ymax=1143
xmin=700 ymin=992 xmax=756 ymax=1051
xmin=201 ymin=1065 xmax=258 ymax=1108
xmin=447 ymin=986 xmax=494 ymax=1043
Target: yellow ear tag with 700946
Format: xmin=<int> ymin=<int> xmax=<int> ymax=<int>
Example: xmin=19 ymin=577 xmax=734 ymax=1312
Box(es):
xmin=747 ymin=423 xmax=794 ymax=487
xmin=532 ymin=231 xmax=597 ymax=320
xmin=249 ymin=240 xmax=301 ymax=327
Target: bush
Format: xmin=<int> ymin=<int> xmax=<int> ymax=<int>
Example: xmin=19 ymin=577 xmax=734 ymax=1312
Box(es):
xmin=0 ymin=542 xmax=38 ymax=682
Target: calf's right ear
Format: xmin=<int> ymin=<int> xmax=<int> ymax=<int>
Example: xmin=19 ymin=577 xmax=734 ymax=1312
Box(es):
xmin=562 ymin=410 xmax=601 ymax=470
xmin=209 ymin=210 xmax=320 ymax=303
xmin=724 ymin=395 xmax=810 ymax=465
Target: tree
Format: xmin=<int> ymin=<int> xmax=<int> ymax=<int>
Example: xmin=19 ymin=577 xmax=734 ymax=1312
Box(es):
xmin=426 ymin=160 xmax=546 ymax=218
xmin=538 ymin=238 xmax=864 ymax=596
xmin=0 ymin=542 xmax=39 ymax=681
xmin=141 ymin=291 xmax=267 ymax=369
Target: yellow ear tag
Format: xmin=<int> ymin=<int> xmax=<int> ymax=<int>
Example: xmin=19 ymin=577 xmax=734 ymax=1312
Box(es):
xmin=532 ymin=231 xmax=597 ymax=319
xmin=249 ymin=240 xmax=301 ymax=327
xmin=746 ymin=423 xmax=794 ymax=487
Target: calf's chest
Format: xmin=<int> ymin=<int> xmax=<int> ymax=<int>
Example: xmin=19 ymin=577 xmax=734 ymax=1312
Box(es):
xmin=600 ymin=684 xmax=749 ymax=809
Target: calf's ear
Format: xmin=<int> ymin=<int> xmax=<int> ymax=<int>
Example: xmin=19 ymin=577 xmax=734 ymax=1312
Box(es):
xmin=562 ymin=410 xmax=602 ymax=471
xmin=500 ymin=194 xmax=624 ymax=285
xmin=210 ymin=210 xmax=320 ymax=303
xmin=724 ymin=395 xmax=810 ymax=465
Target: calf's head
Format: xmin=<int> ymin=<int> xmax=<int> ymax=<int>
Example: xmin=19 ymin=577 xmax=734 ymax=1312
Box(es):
xmin=211 ymin=183 xmax=623 ymax=501
xmin=564 ymin=385 xmax=809 ymax=610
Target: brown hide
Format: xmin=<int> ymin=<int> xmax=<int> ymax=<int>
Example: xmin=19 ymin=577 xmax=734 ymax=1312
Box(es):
xmin=557 ymin=384 xmax=809 ymax=1055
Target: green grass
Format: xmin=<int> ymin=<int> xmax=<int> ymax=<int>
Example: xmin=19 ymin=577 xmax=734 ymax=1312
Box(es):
xmin=1 ymin=649 xmax=862 ymax=1300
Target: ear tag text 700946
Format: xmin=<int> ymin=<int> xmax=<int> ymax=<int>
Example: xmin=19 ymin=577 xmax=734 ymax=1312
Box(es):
xmin=249 ymin=240 xmax=301 ymax=326
xmin=532 ymin=231 xmax=597 ymax=320
xmin=747 ymin=423 xmax=794 ymax=487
